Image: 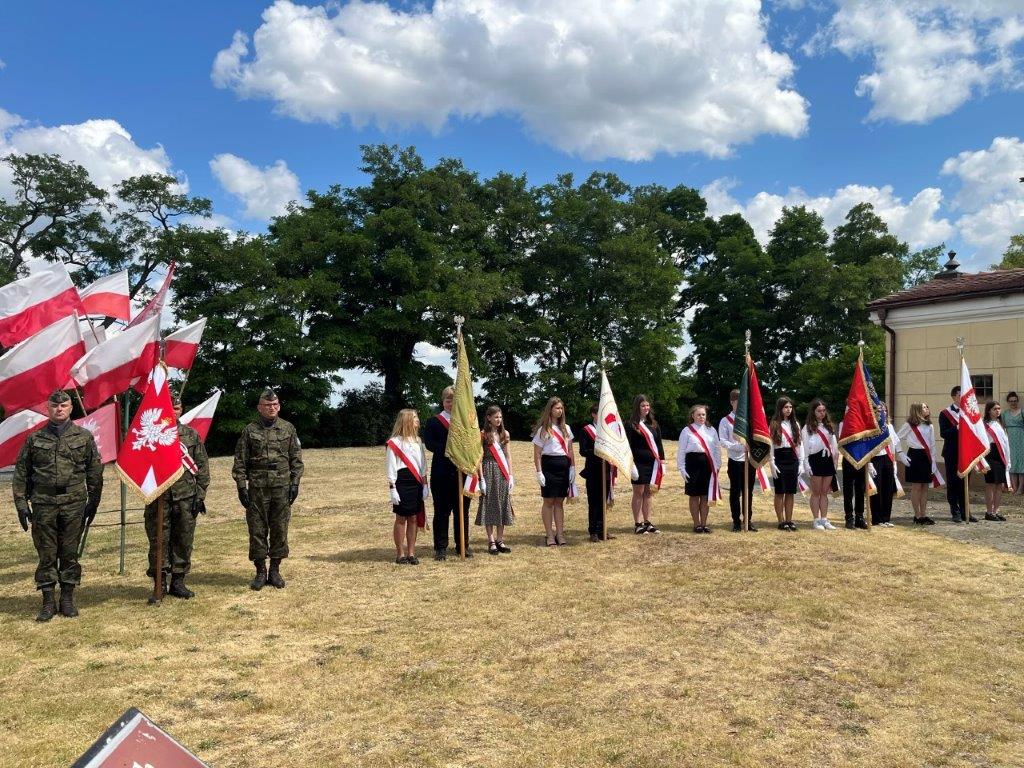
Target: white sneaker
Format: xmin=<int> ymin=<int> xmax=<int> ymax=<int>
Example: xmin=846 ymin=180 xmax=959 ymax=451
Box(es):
xmin=821 ymin=519 xmax=836 ymax=530
xmin=812 ymin=518 xmax=824 ymax=529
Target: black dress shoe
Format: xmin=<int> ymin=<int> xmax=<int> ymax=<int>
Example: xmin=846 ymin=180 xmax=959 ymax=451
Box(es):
xmin=732 ymin=523 xmax=742 ymax=532
xmin=747 ymin=523 xmax=758 ymax=532
xmin=777 ymin=522 xmax=787 ymax=530
xmin=984 ymin=512 xmax=1000 ymax=521
xmin=968 ymin=514 xmax=981 ymax=522
xmin=855 ymin=518 xmax=868 ymax=530
xmin=433 ymin=550 xmax=447 ymax=561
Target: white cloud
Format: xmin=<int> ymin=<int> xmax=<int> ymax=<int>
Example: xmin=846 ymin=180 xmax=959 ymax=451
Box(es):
xmin=940 ymin=135 xmax=1024 ymax=261
xmin=212 ymin=0 xmax=809 ymax=160
xmin=701 ymin=177 xmax=955 ymax=250
xmin=209 ymin=153 xmax=300 ymax=220
xmin=0 ymin=110 xmax=176 ymax=200
xmin=813 ymin=1 xmax=1024 ymax=123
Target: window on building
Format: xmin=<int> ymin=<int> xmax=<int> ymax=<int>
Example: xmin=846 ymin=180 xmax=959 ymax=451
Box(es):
xmin=971 ymin=374 xmax=993 ymax=401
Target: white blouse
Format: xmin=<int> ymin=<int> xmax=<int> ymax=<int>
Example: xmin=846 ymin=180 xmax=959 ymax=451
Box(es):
xmin=802 ymin=424 xmax=838 ymax=459
xmin=532 ymin=425 xmax=575 ymax=457
xmin=677 ymin=424 xmax=721 ymax=473
xmin=897 ymin=422 xmax=936 ymax=454
xmin=385 ymin=437 xmax=427 ymax=483
xmin=718 ymin=413 xmax=746 ymax=462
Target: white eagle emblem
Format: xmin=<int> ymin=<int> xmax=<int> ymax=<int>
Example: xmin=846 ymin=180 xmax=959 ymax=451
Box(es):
xmin=131 ymin=408 xmax=178 ymax=452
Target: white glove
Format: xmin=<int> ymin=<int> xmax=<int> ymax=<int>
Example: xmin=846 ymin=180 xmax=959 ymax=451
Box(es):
xmin=630 ymin=465 xmax=640 ymax=482
xmin=900 ymin=454 xmax=911 ymax=468
xmin=568 ymin=466 xmax=576 ymax=483
xmin=536 ymin=470 xmax=546 ymax=488
xmin=771 ymin=462 xmax=779 ymax=479
xmin=868 ymin=463 xmax=878 ymax=478
xmin=800 ymin=461 xmax=810 ymax=477
xmin=681 ymin=468 xmax=690 ymax=481
xmin=480 ymin=477 xmax=487 ymax=495
xmin=422 ymin=484 xmax=430 ymax=500
xmin=508 ymin=476 xmax=515 ymax=492
xmin=390 ymin=488 xmax=401 ymax=505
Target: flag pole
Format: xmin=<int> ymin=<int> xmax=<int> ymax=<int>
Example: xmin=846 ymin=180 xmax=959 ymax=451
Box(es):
xmin=743 ymin=331 xmax=751 ymax=531
xmin=600 ymin=346 xmax=609 ymax=541
xmin=151 ymin=495 xmax=165 ymax=604
xmin=859 ymin=339 xmax=872 ymax=529
xmin=119 ymin=390 xmax=129 ymax=575
xmin=455 ymin=315 xmax=467 ymax=560
xmin=178 ymin=367 xmax=191 ymax=402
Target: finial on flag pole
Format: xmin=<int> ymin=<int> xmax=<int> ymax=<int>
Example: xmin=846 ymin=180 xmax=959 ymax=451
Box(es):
xmin=744 ymin=329 xmax=751 ymax=357
xmin=600 ymin=344 xmax=606 ymax=369
xmin=956 ymin=336 xmax=965 ymax=356
xmin=454 ymin=315 xmax=465 ymax=337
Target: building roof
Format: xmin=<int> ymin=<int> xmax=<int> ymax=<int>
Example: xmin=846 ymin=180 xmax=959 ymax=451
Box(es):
xmin=869 ymin=267 xmax=1024 ymax=312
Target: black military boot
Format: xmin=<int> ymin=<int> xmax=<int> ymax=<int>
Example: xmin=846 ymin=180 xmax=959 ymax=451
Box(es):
xmin=267 ymin=558 xmax=286 ymax=589
xmin=169 ymin=574 xmax=194 ymax=599
xmin=36 ymin=587 xmax=57 ymax=622
xmin=147 ymin=573 xmax=168 ymax=605
xmin=250 ymin=560 xmax=268 ymax=591
xmin=58 ymin=583 xmax=79 ymax=618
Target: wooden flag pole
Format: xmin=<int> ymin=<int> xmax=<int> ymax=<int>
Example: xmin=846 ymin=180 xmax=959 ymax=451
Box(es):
xmin=151 ymin=495 xmax=165 ymax=604
xmin=743 ymin=447 xmax=750 ymax=532
xmin=863 ymin=464 xmax=872 ymax=529
xmin=957 ymin=337 xmax=968 ymax=524
xmin=601 ymin=458 xmax=608 ymax=541
xmin=964 ymin=472 xmax=970 ymax=523
xmin=119 ymin=391 xmax=130 ymax=575
xmin=458 ymin=471 xmax=466 ymax=560
xmin=178 ymin=367 xmax=192 ymax=403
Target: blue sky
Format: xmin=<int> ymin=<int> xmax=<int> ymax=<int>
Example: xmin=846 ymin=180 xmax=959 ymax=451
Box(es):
xmin=2 ymin=0 xmax=1023 ymax=271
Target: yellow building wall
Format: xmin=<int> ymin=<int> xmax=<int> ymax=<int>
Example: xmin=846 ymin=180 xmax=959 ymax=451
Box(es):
xmin=885 ymin=317 xmax=1024 ymax=455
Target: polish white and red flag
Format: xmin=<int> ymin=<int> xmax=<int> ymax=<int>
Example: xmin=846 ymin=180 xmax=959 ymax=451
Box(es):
xmin=0 ymin=314 xmax=86 ymax=414
xmin=71 ymin=315 xmax=160 ymax=410
xmin=116 ymin=364 xmax=183 ymax=503
xmin=127 ymin=262 xmax=174 ymax=329
xmin=179 ymin=390 xmax=221 ymax=443
xmin=164 ymin=318 xmax=206 ymax=371
xmin=74 ymin=402 xmax=120 ymax=464
xmin=0 ymin=260 xmax=84 ymax=347
xmin=80 ymin=270 xmax=130 ymax=321
xmin=957 ymin=357 xmax=990 ymax=477
xmin=0 ymin=409 xmax=48 ymax=468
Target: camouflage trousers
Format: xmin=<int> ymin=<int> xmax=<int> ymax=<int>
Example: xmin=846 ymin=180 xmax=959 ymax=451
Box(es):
xmin=31 ymin=499 xmax=86 ymax=589
xmin=144 ymin=495 xmax=197 ymax=576
xmin=246 ymin=485 xmax=291 ymax=562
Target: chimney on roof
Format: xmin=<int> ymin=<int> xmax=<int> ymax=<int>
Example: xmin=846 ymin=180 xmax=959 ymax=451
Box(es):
xmin=935 ymin=250 xmax=961 ymax=279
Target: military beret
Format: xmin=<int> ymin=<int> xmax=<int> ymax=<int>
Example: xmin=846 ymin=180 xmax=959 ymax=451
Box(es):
xmin=260 ymin=387 xmax=279 ymax=402
xmin=48 ymin=389 xmax=72 ymax=404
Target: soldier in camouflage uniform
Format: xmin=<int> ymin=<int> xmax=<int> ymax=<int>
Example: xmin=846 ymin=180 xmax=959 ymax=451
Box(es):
xmin=143 ymin=394 xmax=211 ymax=602
xmin=13 ymin=390 xmax=103 ymax=621
xmin=232 ymin=388 xmax=303 ymax=590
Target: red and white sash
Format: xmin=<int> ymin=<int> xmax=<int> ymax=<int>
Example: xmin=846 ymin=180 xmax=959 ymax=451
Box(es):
xmin=728 ymin=413 xmax=771 ymax=494
xmin=387 ymin=438 xmax=427 ymax=527
xmin=181 ymin=442 xmax=198 ymax=475
xmin=779 ymin=422 xmax=809 ymax=494
xmin=436 ymin=413 xmax=450 ymax=430
xmin=463 ymin=473 xmax=481 ymax=496
xmin=815 ymin=427 xmax=834 ymax=457
xmin=687 ymin=424 xmax=720 ymax=503
xmin=985 ymin=422 xmax=1012 ymax=489
xmin=549 ymin=427 xmax=578 ymax=499
xmin=488 ymin=441 xmax=512 ymax=483
xmin=636 ymin=421 xmax=664 ymax=491
xmin=941 ymin=407 xmax=960 ymax=425
xmin=583 ymin=423 xmax=616 ymax=504
xmin=909 ymin=424 xmax=945 ymax=487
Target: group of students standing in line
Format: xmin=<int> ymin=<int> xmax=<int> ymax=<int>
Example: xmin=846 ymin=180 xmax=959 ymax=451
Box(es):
xmin=383 ymin=385 xmax=1019 ymax=564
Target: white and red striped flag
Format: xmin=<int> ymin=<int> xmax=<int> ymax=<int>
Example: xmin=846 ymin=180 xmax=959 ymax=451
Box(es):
xmin=0 ymin=409 xmax=48 ymax=468
xmin=80 ymin=270 xmax=130 ymax=321
xmin=116 ymin=364 xmax=183 ymax=503
xmin=127 ymin=262 xmax=174 ymax=329
xmin=71 ymin=315 xmax=160 ymax=410
xmin=0 ymin=314 xmax=86 ymax=414
xmin=957 ymin=356 xmax=990 ymax=477
xmin=179 ymin=390 xmax=221 ymax=442
xmin=164 ymin=318 xmax=206 ymax=371
xmin=74 ymin=402 xmax=120 ymax=464
xmin=0 ymin=260 xmax=84 ymax=347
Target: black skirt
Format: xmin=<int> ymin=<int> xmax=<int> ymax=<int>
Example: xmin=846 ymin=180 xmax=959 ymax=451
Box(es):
xmin=633 ymin=457 xmax=657 ymax=486
xmin=541 ymin=455 xmax=571 ymax=499
xmin=985 ymin=443 xmax=1006 ymax=485
xmin=774 ymin=447 xmax=798 ymax=495
xmin=684 ymin=452 xmax=712 ymax=497
xmin=392 ymin=468 xmax=423 ymax=518
xmin=807 ymin=451 xmax=836 ymax=478
xmin=905 ymin=447 xmax=932 ymax=484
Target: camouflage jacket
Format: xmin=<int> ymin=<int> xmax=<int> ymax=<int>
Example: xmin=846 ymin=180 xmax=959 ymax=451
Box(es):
xmin=231 ymin=418 xmax=303 ymax=489
xmin=163 ymin=423 xmax=211 ymax=502
xmin=13 ymin=423 xmax=103 ymax=511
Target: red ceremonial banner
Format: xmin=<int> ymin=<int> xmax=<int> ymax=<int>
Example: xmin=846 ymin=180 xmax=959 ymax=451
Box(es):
xmin=116 ymin=364 xmax=183 ymax=503
xmin=74 ymin=402 xmax=120 ymax=464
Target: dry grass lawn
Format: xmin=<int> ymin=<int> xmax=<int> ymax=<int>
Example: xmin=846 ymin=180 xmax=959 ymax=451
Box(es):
xmin=1 ymin=441 xmax=1023 ymax=767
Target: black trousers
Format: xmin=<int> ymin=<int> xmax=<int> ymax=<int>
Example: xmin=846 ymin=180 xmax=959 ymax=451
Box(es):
xmin=869 ymin=456 xmax=895 ymax=524
xmin=585 ymin=469 xmax=605 ymax=535
xmin=943 ymin=451 xmax=965 ymax=517
xmin=842 ymin=458 xmax=865 ymax=521
xmin=727 ymin=459 xmax=755 ymax=525
xmin=431 ymin=471 xmax=469 ymax=553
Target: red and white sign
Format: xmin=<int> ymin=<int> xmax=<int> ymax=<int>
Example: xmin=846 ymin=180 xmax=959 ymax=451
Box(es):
xmin=80 ymin=270 xmax=130 ymax=321
xmin=179 ymin=390 xmax=221 ymax=442
xmin=164 ymin=317 xmax=206 ymax=371
xmin=71 ymin=315 xmax=159 ymax=410
xmin=0 ymin=314 xmax=86 ymax=415
xmin=74 ymin=402 xmax=119 ymax=464
xmin=957 ymin=357 xmax=990 ymax=477
xmin=0 ymin=409 xmax=48 ymax=468
xmin=127 ymin=261 xmax=174 ymax=329
xmin=0 ymin=260 xmax=84 ymax=347
xmin=116 ymin=364 xmax=183 ymax=503
xmin=70 ymin=708 xmax=209 ymax=768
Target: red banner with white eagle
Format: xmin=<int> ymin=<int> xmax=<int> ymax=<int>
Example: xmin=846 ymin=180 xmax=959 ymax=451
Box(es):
xmin=115 ymin=364 xmax=183 ymax=503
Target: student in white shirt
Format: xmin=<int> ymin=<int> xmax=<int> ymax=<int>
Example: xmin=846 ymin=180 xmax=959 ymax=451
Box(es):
xmin=802 ymin=398 xmax=839 ymax=530
xmin=983 ymin=400 xmax=1011 ymax=521
xmin=385 ymin=409 xmax=429 ymax=565
xmin=678 ymin=404 xmax=721 ymax=533
xmin=770 ymin=397 xmax=801 ymax=531
xmin=532 ymin=396 xmax=575 ymax=547
xmin=896 ymin=402 xmax=939 ymax=525
xmin=719 ymin=389 xmax=757 ymax=532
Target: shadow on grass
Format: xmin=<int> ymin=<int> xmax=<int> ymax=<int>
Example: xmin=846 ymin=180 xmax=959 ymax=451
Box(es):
xmin=307 ymin=547 xmax=396 ymax=564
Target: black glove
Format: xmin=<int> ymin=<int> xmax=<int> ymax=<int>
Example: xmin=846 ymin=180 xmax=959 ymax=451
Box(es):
xmin=83 ymin=498 xmax=99 ymax=525
xmin=17 ymin=506 xmax=31 ymax=532
xmin=191 ymin=497 xmax=206 ymax=517
xmin=237 ymin=487 xmax=250 ymax=509
xmin=288 ymin=484 xmax=299 ymax=504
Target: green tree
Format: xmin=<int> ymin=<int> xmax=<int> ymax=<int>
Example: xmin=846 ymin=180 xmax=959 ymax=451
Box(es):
xmin=994 ymin=234 xmax=1024 ymax=269
xmin=903 ymin=243 xmax=944 ymax=287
